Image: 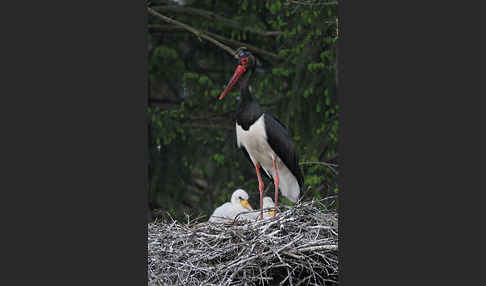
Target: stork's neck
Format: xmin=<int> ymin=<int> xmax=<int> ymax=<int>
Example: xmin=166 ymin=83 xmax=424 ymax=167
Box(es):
xmin=239 ymin=71 xmax=254 ymax=104
xmin=236 ymin=70 xmax=264 ymax=130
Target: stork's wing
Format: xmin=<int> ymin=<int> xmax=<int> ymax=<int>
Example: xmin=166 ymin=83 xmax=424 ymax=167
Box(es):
xmin=263 ymin=113 xmax=304 ymax=187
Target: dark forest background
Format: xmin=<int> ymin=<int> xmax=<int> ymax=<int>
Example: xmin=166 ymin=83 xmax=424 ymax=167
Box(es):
xmin=147 ymin=0 xmax=339 ymax=222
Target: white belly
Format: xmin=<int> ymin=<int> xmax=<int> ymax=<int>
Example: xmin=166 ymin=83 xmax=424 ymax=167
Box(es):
xmin=236 ymin=115 xmax=278 ymax=176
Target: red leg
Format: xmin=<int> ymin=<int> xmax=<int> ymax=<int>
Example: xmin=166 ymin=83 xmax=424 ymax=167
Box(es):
xmin=255 ymin=163 xmax=264 ymax=219
xmin=273 ymin=159 xmax=279 ymax=213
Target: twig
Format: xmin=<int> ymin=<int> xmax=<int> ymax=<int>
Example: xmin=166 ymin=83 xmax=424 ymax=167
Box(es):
xmin=285 ymin=0 xmax=339 ymax=6
xmin=204 ymin=30 xmax=283 ymax=63
xmin=299 ymin=161 xmax=338 ymax=167
xmin=148 ymin=199 xmax=339 ymax=285
xmin=147 ymin=7 xmax=237 ymax=59
xmin=148 ymin=23 xmax=284 ymax=63
xmin=152 ymin=5 xmax=283 ymax=37
xmin=299 ymin=161 xmax=339 ymax=174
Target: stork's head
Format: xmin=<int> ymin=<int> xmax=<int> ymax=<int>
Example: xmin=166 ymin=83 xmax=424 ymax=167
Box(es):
xmin=219 ymin=47 xmax=256 ymax=100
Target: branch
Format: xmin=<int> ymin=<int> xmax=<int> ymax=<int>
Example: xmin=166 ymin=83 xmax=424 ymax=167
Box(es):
xmin=285 ymin=0 xmax=338 ymax=6
xmin=152 ymin=5 xmax=283 ymax=37
xmin=147 ymin=7 xmax=237 ymax=59
xmin=203 ymin=30 xmax=284 ymax=63
xmin=148 ymin=24 xmax=185 ymax=32
xmin=299 ymin=161 xmax=339 ymax=174
xmin=148 ymin=23 xmax=283 ymax=63
xmin=300 ymin=161 xmax=338 ymax=167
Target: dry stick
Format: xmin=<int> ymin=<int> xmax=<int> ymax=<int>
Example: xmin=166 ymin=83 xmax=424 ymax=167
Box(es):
xmin=152 ymin=5 xmax=283 ymax=37
xmin=299 ymin=161 xmax=338 ymax=174
xmin=148 ymin=199 xmax=338 ymax=285
xmin=147 ymin=7 xmax=237 ymax=59
xmin=299 ymin=161 xmax=338 ymax=167
xmin=285 ymin=0 xmax=339 ymax=5
xmin=148 ymin=23 xmax=284 ymax=63
xmin=204 ymin=30 xmax=283 ymax=63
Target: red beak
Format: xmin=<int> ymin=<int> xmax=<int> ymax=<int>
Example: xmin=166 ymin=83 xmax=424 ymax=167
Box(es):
xmin=219 ymin=64 xmax=246 ymax=100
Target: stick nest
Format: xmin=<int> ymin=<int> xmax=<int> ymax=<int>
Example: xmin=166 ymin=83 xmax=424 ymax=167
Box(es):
xmin=148 ymin=199 xmax=339 ymax=286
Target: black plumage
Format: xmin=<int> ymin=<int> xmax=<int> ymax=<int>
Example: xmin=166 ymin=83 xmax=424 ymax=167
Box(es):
xmin=263 ymin=114 xmax=304 ymax=188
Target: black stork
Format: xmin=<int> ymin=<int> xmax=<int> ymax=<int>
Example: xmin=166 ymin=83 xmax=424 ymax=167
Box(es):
xmin=218 ymin=47 xmax=304 ymax=219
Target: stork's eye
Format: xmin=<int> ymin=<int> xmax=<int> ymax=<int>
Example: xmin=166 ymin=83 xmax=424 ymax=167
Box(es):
xmin=238 ymin=196 xmax=243 ymax=200
xmin=241 ymin=57 xmax=248 ymax=67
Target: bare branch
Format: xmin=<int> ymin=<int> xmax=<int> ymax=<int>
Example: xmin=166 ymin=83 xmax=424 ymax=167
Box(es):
xmin=148 ymin=199 xmax=339 ymax=285
xmin=148 ymin=24 xmax=185 ymax=32
xmin=300 ymin=161 xmax=338 ymax=167
xmin=147 ymin=7 xmax=237 ymax=58
xmin=203 ymin=30 xmax=284 ymax=63
xmin=300 ymin=161 xmax=339 ymax=174
xmin=148 ymin=23 xmax=284 ymax=63
xmin=152 ymin=5 xmax=283 ymax=37
xmin=285 ymin=0 xmax=339 ymax=6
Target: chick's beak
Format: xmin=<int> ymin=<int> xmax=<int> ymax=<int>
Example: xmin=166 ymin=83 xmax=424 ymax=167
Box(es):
xmin=269 ymin=210 xmax=276 ymax=217
xmin=240 ymin=199 xmax=253 ymax=210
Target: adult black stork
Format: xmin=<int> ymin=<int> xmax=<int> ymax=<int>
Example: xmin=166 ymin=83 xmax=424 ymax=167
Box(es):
xmin=219 ymin=47 xmax=304 ymax=219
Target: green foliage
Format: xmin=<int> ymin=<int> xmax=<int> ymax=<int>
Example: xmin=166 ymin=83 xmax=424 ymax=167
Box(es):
xmin=212 ymin=154 xmax=225 ymax=166
xmin=307 ymin=62 xmax=325 ymax=72
xmin=148 ymin=0 xmax=339 ymax=222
